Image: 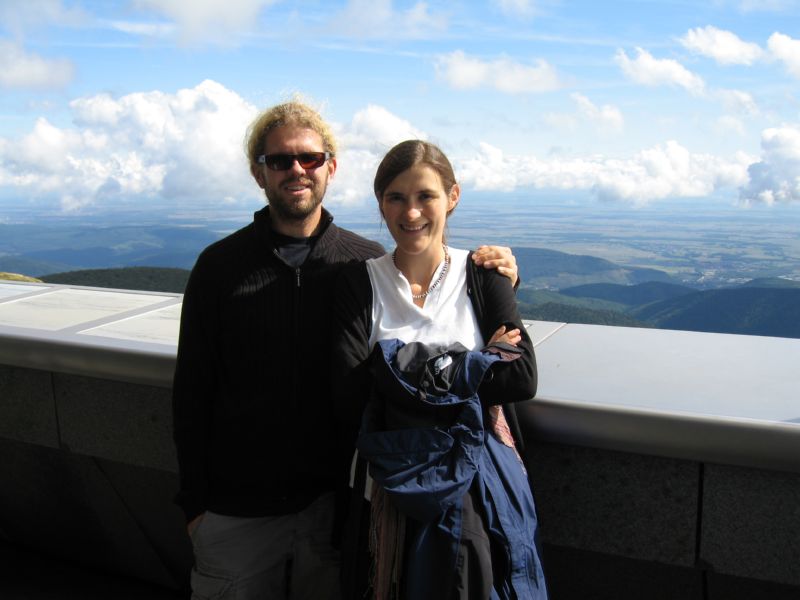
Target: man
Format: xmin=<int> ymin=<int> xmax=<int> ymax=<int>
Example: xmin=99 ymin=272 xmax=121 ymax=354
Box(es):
xmin=172 ymin=100 xmax=518 ymax=600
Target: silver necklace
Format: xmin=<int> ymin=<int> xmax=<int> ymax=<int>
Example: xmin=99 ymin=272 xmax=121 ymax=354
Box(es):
xmin=392 ymin=245 xmax=451 ymax=300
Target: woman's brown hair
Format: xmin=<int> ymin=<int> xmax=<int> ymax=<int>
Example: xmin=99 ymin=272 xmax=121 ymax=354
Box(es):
xmin=373 ymin=140 xmax=457 ymax=211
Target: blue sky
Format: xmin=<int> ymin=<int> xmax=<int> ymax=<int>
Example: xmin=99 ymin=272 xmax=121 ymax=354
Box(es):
xmin=1 ymin=0 xmax=799 ymax=214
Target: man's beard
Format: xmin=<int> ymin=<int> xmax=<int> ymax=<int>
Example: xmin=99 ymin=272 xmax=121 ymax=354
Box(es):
xmin=265 ymin=179 xmax=327 ymax=222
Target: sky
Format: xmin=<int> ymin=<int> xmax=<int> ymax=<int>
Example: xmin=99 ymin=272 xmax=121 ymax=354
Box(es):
xmin=0 ymin=0 xmax=799 ymax=216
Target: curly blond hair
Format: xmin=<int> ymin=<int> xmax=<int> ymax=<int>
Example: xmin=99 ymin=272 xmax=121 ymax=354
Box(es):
xmin=245 ymin=98 xmax=337 ymax=169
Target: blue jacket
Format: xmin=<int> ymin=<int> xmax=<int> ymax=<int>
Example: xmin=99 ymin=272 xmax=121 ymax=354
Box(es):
xmin=357 ymin=339 xmax=548 ymax=600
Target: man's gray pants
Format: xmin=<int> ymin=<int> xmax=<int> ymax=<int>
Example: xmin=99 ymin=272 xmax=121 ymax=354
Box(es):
xmin=189 ymin=492 xmax=341 ymax=600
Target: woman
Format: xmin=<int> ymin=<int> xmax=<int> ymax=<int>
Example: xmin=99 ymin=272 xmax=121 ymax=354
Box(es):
xmin=332 ymin=140 xmax=546 ymax=599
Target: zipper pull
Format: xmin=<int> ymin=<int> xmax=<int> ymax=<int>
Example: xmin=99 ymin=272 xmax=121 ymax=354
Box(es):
xmin=296 ymin=267 xmax=301 ymax=287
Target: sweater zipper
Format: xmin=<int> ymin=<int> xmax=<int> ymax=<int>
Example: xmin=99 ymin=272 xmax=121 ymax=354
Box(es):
xmin=272 ymin=248 xmax=303 ymax=403
xmin=272 ymin=248 xmax=306 ymax=424
xmin=271 ymin=249 xmax=302 ymax=288
xmin=292 ymin=264 xmax=301 ymax=409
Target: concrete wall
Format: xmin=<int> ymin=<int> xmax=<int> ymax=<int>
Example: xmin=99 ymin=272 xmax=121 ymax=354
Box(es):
xmin=1 ymin=360 xmax=798 ymax=598
xmin=0 ymin=364 xmax=191 ymax=592
xmin=525 ymin=440 xmax=800 ymax=599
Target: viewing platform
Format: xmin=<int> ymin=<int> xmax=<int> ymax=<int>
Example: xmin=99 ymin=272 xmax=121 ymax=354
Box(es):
xmin=0 ymin=280 xmax=798 ymax=599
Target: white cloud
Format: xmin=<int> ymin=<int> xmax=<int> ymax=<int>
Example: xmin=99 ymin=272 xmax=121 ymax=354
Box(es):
xmin=338 ymin=105 xmax=426 ymax=152
xmin=435 ymin=50 xmax=560 ymax=94
xmin=133 ymin=0 xmax=275 ymax=44
xmin=328 ymin=0 xmax=447 ymax=39
xmin=541 ymin=112 xmax=578 ymax=131
xmin=0 ymin=40 xmax=74 ymax=89
xmin=458 ymin=143 xmax=522 ymax=191
xmin=615 ymin=47 xmax=705 ymax=96
xmin=0 ymin=87 xmax=770 ymax=212
xmin=767 ymin=32 xmax=800 ymax=78
xmin=71 ymin=93 xmax=126 ymax=126
xmin=330 ymin=105 xmax=428 ymax=206
xmin=717 ymin=89 xmax=760 ymax=116
xmin=109 ymin=20 xmax=176 ymax=38
xmin=716 ymin=116 xmax=747 ymax=136
xmin=0 ymin=0 xmax=85 ymax=36
xmin=679 ymin=26 xmax=764 ymax=65
xmin=739 ymin=124 xmax=800 ymax=205
xmin=571 ymin=93 xmax=624 ymax=132
xmin=0 ymin=80 xmax=258 ymax=212
xmin=457 ymin=140 xmax=751 ymax=206
xmin=492 ymin=0 xmax=536 ymax=17
xmin=0 ymin=1 xmax=80 ymax=90
xmin=0 ymin=88 xmax=432 ymax=212
xmin=541 ymin=95 xmax=623 ymax=135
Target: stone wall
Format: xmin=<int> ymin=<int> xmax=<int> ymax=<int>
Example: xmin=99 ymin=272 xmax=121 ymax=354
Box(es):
xmin=1 ymin=362 xmax=799 ymax=598
xmin=526 ymin=440 xmax=800 ymax=599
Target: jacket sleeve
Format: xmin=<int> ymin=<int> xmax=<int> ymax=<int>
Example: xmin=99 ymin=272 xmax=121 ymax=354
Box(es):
xmin=171 ymin=255 xmax=217 ymax=522
xmin=330 ymin=262 xmax=374 ymax=545
xmin=331 ymin=262 xmax=374 ymax=457
xmin=469 ymin=256 xmax=537 ymax=405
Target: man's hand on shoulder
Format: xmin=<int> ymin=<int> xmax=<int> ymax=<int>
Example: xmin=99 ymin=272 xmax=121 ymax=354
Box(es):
xmin=471 ymin=245 xmax=518 ymax=287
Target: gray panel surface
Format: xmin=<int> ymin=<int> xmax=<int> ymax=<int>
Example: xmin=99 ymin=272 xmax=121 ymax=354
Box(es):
xmin=706 ymin=572 xmax=800 ymax=600
xmin=541 ymin=544 xmax=704 ymax=600
xmin=0 ymin=364 xmax=58 ymax=447
xmin=525 ymin=320 xmax=565 ymax=347
xmin=527 ymin=442 xmax=699 ymax=566
xmin=701 ymin=463 xmax=800 ymax=586
xmin=54 ymin=374 xmax=177 ymax=472
xmin=535 ymin=324 xmax=800 ymax=422
xmin=0 ymin=282 xmax=47 ymax=299
xmin=1 ymin=281 xmax=799 ymax=475
xmin=82 ymin=303 xmax=182 ymax=344
xmin=0 ymin=288 xmax=168 ymax=331
xmin=95 ymin=459 xmax=192 ymax=586
xmin=0 ymin=438 xmax=177 ymax=587
xmin=528 ymin=323 xmax=800 ymax=472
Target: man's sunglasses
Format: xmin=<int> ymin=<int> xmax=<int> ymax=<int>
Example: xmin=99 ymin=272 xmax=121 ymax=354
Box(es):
xmin=257 ymin=152 xmax=332 ymax=171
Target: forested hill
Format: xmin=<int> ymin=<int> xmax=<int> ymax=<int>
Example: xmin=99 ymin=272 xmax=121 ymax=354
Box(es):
xmin=518 ymin=279 xmax=800 ymax=339
xmin=40 ymin=267 xmax=190 ymax=294
xmin=559 ymin=281 xmax=695 ymax=306
xmin=632 ymin=287 xmax=800 ymax=338
xmin=518 ymin=301 xmax=649 ymax=328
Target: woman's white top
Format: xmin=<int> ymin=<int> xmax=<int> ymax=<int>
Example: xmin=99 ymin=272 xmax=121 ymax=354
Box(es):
xmin=365 ymin=247 xmax=483 ymax=352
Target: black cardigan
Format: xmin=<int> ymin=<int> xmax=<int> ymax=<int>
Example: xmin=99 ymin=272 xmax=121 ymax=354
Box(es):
xmin=172 ymin=206 xmax=384 ymax=522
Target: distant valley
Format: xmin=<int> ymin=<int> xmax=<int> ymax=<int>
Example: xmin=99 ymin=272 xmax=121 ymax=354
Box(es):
xmin=518 ymin=279 xmax=800 ymax=338
xmin=1 ymin=202 xmax=798 ymax=339
xmin=0 ymin=222 xmax=221 ymax=276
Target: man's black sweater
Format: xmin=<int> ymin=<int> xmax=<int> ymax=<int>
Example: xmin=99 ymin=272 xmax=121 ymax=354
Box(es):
xmin=172 ymin=206 xmax=384 ymax=522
